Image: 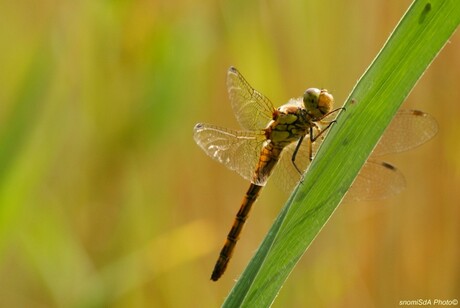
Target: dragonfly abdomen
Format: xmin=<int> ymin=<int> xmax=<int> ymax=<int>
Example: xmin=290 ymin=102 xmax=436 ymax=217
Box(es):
xmin=252 ymin=143 xmax=283 ymax=185
xmin=211 ymin=183 xmax=263 ymax=281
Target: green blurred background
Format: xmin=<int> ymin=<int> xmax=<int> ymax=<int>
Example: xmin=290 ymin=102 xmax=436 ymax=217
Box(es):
xmin=0 ymin=0 xmax=459 ymax=307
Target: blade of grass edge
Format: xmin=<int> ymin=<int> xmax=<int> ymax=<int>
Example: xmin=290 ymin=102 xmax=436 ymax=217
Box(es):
xmin=223 ymin=0 xmax=460 ymax=307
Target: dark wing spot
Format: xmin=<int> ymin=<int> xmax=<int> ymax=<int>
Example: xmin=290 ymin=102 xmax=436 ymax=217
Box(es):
xmin=194 ymin=123 xmax=204 ymax=130
xmin=381 ymin=161 xmax=397 ymax=171
xmin=411 ymin=109 xmax=426 ymax=117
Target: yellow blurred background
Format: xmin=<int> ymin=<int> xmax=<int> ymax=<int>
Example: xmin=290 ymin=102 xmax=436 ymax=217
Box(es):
xmin=0 ymin=0 xmax=458 ymax=307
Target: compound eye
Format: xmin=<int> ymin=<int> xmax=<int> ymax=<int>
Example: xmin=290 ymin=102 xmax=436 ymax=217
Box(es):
xmin=303 ymin=88 xmax=320 ymax=107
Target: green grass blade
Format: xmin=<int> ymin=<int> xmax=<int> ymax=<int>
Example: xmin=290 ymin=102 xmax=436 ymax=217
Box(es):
xmin=223 ymin=0 xmax=460 ymax=306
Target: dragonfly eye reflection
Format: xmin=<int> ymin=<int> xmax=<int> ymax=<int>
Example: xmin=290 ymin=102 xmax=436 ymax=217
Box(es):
xmin=193 ymin=66 xmax=438 ymax=281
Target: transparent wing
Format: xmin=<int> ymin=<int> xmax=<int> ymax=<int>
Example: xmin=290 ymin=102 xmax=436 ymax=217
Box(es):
xmin=344 ymin=159 xmax=406 ymax=202
xmin=268 ymin=110 xmax=435 ymax=200
xmin=270 ymin=134 xmax=324 ymax=193
xmin=271 ymin=139 xmax=406 ymax=201
xmin=343 ymin=109 xmax=437 ymax=201
xmin=193 ymin=123 xmax=266 ymax=184
xmin=227 ymin=67 xmax=275 ymax=131
xmin=372 ymin=109 xmax=438 ymax=157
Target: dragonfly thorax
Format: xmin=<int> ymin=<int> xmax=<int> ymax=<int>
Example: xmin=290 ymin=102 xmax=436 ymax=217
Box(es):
xmin=265 ymin=100 xmax=312 ymax=146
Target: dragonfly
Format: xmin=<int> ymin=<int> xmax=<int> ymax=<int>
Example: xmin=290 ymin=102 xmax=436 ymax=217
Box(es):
xmin=193 ymin=67 xmax=438 ymax=281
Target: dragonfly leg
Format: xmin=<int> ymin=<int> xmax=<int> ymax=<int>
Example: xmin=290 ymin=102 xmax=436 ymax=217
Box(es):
xmin=309 ymin=126 xmax=315 ymax=161
xmin=310 ymin=107 xmax=344 ymax=144
xmin=291 ymin=136 xmax=305 ymax=176
xmin=323 ymin=106 xmax=346 ymax=118
xmin=311 ymin=120 xmax=336 ymax=143
xmin=292 ymin=116 xmax=339 ymax=178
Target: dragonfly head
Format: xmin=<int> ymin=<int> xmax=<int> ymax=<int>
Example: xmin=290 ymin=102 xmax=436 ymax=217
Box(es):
xmin=303 ymin=88 xmax=334 ymax=119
